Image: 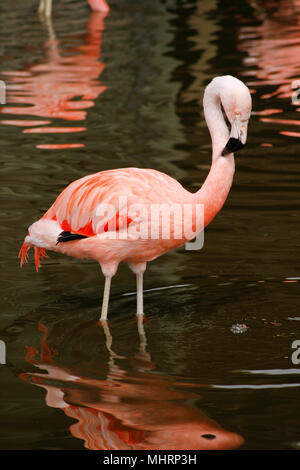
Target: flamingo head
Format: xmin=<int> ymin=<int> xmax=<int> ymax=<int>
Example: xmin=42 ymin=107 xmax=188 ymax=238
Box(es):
xmin=219 ymin=76 xmax=252 ymax=156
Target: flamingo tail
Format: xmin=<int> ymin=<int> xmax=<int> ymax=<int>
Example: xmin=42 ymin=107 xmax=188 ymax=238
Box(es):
xmin=18 ymin=241 xmax=47 ymax=272
xmin=18 ymin=242 xmax=30 ymax=267
xmin=34 ymin=247 xmax=47 ymax=272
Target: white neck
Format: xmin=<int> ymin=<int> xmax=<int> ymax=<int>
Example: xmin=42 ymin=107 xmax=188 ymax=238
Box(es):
xmin=192 ymin=81 xmax=235 ymax=229
xmin=203 ymin=79 xmax=230 ymax=160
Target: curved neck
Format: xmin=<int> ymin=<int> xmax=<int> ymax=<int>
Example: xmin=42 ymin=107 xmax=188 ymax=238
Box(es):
xmin=203 ymin=80 xmax=230 ymax=160
xmin=191 ymin=82 xmax=235 ymax=231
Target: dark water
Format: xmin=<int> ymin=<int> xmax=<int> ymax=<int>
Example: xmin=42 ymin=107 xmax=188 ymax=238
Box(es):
xmin=0 ymin=0 xmax=300 ymax=450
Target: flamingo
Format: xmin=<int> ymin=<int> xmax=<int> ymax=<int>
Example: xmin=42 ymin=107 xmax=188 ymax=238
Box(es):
xmin=19 ymin=75 xmax=252 ymax=321
xmin=38 ymin=0 xmax=109 ymax=17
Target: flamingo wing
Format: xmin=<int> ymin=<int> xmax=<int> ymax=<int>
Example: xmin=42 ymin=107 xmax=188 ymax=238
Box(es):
xmin=43 ymin=168 xmax=183 ymax=239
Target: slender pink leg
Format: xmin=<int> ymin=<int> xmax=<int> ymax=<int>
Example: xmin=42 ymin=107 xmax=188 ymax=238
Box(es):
xmin=100 ymin=276 xmax=111 ymax=322
xmin=128 ymin=262 xmax=147 ymax=316
xmin=99 ymin=262 xmax=118 ymax=322
xmin=136 ymin=273 xmax=144 ymax=315
xmin=39 ymin=0 xmax=52 ymax=16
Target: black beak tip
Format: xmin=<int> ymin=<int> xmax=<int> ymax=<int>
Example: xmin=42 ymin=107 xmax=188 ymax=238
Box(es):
xmin=222 ymin=137 xmax=245 ymax=156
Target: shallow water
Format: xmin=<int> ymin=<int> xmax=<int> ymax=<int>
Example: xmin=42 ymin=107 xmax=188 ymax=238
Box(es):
xmin=0 ymin=0 xmax=300 ymax=450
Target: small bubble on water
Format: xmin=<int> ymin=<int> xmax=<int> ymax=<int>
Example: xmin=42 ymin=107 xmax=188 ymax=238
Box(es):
xmin=230 ymin=323 xmax=248 ymax=334
xmin=6 ymin=325 xmax=24 ymax=334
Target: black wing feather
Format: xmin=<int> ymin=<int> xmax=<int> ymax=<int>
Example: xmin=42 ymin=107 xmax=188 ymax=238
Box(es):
xmin=56 ymin=231 xmax=88 ymax=245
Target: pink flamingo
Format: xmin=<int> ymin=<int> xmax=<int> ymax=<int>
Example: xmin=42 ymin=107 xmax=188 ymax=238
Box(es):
xmin=38 ymin=0 xmax=109 ymax=16
xmin=19 ymin=76 xmax=252 ymax=321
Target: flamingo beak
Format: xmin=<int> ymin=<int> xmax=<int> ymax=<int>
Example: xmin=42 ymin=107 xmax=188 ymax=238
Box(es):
xmin=221 ymin=137 xmax=245 ymax=156
xmin=222 ymin=116 xmax=247 ymax=156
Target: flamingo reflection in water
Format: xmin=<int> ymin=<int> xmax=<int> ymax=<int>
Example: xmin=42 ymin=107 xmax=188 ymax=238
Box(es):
xmin=0 ymin=11 xmax=108 ymax=149
xmin=38 ymin=0 xmax=109 ymax=17
xmin=20 ymin=320 xmax=244 ymax=450
xmin=239 ymin=0 xmax=300 ymax=139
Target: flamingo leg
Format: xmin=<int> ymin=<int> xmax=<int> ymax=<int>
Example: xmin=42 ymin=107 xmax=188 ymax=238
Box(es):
xmin=38 ymin=0 xmax=45 ymax=14
xmin=38 ymin=0 xmax=52 ymax=17
xmin=128 ymin=262 xmax=147 ymax=316
xmin=45 ymin=0 xmax=52 ymax=16
xmin=100 ymin=276 xmax=111 ymax=322
xmin=136 ymin=273 xmax=144 ymax=315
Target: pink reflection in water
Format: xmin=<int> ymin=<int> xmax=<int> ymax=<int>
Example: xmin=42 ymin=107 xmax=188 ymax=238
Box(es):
xmin=37 ymin=143 xmax=86 ymax=149
xmin=23 ymin=126 xmax=87 ymax=133
xmin=238 ymin=0 xmax=300 ymax=140
xmin=0 ymin=12 xmax=108 ymax=149
xmin=280 ymin=130 xmax=300 ymax=137
xmin=0 ymin=119 xmax=51 ymax=126
xmin=20 ymin=322 xmax=244 ymax=450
